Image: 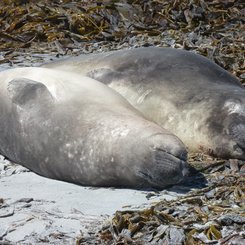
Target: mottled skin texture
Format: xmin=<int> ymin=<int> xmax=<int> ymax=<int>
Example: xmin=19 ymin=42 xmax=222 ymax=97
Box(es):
xmin=43 ymin=47 xmax=245 ymax=159
xmin=0 ymin=67 xmax=188 ymax=189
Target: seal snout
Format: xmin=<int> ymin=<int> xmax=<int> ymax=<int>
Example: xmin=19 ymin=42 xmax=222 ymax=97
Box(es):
xmin=155 ymin=147 xmax=189 ymax=184
xmin=229 ymin=123 xmax=245 ymax=159
xmin=137 ymin=134 xmax=189 ymax=189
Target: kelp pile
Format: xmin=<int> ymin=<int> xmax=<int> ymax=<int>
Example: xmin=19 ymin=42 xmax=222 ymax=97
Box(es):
xmin=0 ymin=1 xmax=245 ymax=244
xmin=0 ymin=0 xmax=244 ymax=83
xmin=77 ymin=156 xmax=245 ymax=244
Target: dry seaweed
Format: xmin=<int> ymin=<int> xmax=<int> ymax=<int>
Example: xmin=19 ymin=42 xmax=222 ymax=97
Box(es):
xmin=79 ymin=156 xmax=244 ymax=244
xmin=0 ymin=0 xmax=244 ymax=83
xmin=0 ymin=1 xmax=245 ymax=244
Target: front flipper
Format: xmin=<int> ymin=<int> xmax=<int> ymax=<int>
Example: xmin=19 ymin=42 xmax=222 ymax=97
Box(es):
xmin=7 ymin=78 xmax=54 ymax=112
xmin=0 ymin=78 xmax=55 ymax=164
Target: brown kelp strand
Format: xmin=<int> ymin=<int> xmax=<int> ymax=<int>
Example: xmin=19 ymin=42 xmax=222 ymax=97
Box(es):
xmin=0 ymin=0 xmax=244 ymax=83
xmin=78 ymin=155 xmax=244 ymax=244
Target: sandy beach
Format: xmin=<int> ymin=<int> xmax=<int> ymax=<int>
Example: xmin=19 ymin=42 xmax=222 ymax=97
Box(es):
xmin=0 ymin=156 xmax=183 ymax=244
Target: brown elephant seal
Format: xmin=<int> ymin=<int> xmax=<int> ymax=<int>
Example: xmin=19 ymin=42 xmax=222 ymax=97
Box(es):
xmin=0 ymin=67 xmax=188 ymax=189
xmin=42 ymin=47 xmax=245 ymax=160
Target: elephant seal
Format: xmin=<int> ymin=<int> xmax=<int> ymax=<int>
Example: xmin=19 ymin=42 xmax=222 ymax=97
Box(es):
xmin=42 ymin=47 xmax=245 ymax=160
xmin=0 ymin=67 xmax=188 ymax=189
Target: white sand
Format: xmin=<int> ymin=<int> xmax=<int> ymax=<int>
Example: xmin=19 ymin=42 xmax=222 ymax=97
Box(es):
xmin=0 ymin=158 xmax=181 ymax=244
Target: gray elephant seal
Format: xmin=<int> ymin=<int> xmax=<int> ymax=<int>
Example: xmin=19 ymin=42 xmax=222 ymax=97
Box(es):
xmin=43 ymin=47 xmax=245 ymax=159
xmin=0 ymin=67 xmax=188 ymax=189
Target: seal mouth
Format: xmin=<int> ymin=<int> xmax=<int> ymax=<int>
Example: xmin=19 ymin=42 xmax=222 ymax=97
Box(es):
xmin=232 ymin=143 xmax=245 ymax=159
xmin=213 ymin=141 xmax=245 ymax=160
xmin=137 ymin=149 xmax=189 ymax=189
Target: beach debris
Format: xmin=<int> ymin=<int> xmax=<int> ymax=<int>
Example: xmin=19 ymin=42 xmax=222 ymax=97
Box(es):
xmin=92 ymin=155 xmax=245 ymax=244
xmin=0 ymin=0 xmax=244 ymax=84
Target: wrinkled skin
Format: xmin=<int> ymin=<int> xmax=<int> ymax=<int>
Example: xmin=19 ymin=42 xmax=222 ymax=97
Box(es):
xmin=43 ymin=47 xmax=245 ymax=159
xmin=0 ymin=67 xmax=189 ymax=189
